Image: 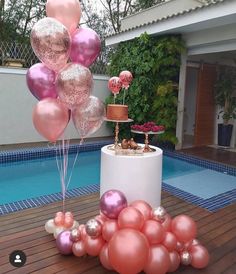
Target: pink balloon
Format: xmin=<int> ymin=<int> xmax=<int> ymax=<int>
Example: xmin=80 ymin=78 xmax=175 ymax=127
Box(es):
xmin=168 ymin=251 xmax=181 ymax=272
xmin=30 ymin=18 xmax=71 ymax=72
xmin=26 ymin=63 xmax=57 ymax=100
xmin=99 ymin=243 xmax=113 ymax=270
xmin=119 ymin=70 xmax=133 ymax=89
xmin=162 ymin=213 xmax=172 ymax=231
xmin=108 ymin=228 xmax=149 ymax=274
xmin=72 ymin=241 xmax=86 ymax=257
xmin=108 ymin=77 xmax=122 ymax=95
xmin=100 ymin=190 xmax=127 ymax=219
xmin=171 ymin=215 xmax=197 ymax=243
xmin=64 ymin=216 xmax=74 ymax=228
xmin=190 ymin=245 xmax=210 ymax=269
xmin=84 ymin=236 xmax=105 ymax=256
xmin=142 ymin=220 xmax=165 ymax=244
xmin=70 ymin=27 xmax=101 ymax=67
xmin=130 ymin=200 xmax=152 ymax=221
xmin=118 ymin=206 xmax=144 ymax=231
xmin=79 ymin=224 xmax=88 ymax=241
xmin=102 ymin=220 xmax=119 ymax=242
xmin=144 ymin=245 xmax=170 ymax=274
xmin=72 ymin=96 xmax=105 ymax=138
xmin=162 ymin=232 xmax=177 ymax=252
xmin=46 ymin=0 xmax=81 ymax=34
xmin=32 ymin=98 xmax=70 ymax=142
xmin=56 ymin=63 xmax=93 ymax=109
xmin=56 ymin=230 xmax=73 ymax=255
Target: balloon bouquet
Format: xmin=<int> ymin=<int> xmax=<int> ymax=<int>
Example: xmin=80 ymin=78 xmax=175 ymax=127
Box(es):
xmin=108 ymin=70 xmax=133 ymax=104
xmin=45 ymin=189 xmax=210 ymax=273
xmin=26 ymin=0 xmax=105 ymax=215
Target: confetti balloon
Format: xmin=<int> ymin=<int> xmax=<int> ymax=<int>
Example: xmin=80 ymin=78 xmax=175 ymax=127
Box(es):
xmin=85 ymin=219 xmax=102 ymax=238
xmin=180 ymin=250 xmax=192 ymax=265
xmin=119 ymin=70 xmax=133 ymax=89
xmin=108 ymin=77 xmax=122 ymax=95
xmin=152 ymin=206 xmax=167 ymax=222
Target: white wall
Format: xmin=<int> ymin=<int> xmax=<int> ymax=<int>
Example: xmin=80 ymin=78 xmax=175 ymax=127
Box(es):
xmin=0 ymin=67 xmax=112 ymax=145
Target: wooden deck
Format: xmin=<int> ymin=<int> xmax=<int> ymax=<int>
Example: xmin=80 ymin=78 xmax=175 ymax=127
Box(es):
xmin=0 ymin=192 xmax=235 ymax=274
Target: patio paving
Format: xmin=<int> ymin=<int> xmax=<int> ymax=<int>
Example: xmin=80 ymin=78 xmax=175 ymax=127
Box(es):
xmin=0 ymin=192 xmax=235 ymax=274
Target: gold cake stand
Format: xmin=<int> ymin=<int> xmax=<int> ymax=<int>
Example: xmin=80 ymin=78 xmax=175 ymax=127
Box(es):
xmin=131 ymin=129 xmax=165 ymax=152
xmin=104 ymin=118 xmax=133 ymax=150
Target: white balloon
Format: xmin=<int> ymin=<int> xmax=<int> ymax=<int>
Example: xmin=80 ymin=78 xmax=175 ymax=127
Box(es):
xmin=53 ymin=227 xmax=65 ymax=239
xmin=71 ymin=220 xmax=80 ymax=229
xmin=45 ymin=219 xmax=56 ymax=234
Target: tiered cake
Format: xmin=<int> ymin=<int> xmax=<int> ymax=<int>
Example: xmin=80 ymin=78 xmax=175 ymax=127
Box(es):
xmin=106 ymin=104 xmax=128 ymax=121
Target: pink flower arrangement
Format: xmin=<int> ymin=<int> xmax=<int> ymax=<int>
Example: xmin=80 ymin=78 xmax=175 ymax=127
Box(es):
xmin=131 ymin=122 xmax=165 ymax=133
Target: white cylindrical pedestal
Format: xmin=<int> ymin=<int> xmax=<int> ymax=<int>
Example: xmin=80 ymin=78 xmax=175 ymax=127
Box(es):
xmin=100 ymin=145 xmax=163 ymax=207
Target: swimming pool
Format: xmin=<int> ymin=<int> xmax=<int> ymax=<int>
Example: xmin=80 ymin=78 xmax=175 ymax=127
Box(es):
xmin=0 ymin=146 xmax=236 ymax=214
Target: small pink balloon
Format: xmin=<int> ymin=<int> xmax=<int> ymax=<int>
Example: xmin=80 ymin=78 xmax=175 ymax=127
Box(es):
xmin=84 ymin=236 xmax=105 ymax=256
xmin=56 ymin=63 xmax=93 ymax=109
xmin=162 ymin=213 xmax=172 ymax=231
xmin=72 ymin=241 xmax=86 ymax=257
xmin=142 ymin=220 xmax=165 ymax=244
xmin=72 ymin=96 xmax=105 ymax=138
xmin=118 ymin=206 xmax=144 ymax=231
xmin=32 ymin=98 xmax=70 ymax=142
xmin=99 ymin=243 xmax=113 ymax=270
xmin=162 ymin=232 xmax=177 ymax=252
xmin=171 ymin=215 xmax=197 ymax=243
xmin=190 ymin=244 xmax=210 ymax=269
xmin=144 ymin=244 xmax=170 ymax=274
xmin=102 ymin=220 xmax=119 ymax=242
xmin=56 ymin=230 xmax=73 ymax=255
xmin=119 ymin=70 xmax=133 ymax=89
xmin=54 ymin=215 xmax=64 ymax=226
xmin=95 ymin=215 xmax=106 ymax=226
xmin=168 ymin=251 xmax=181 ymax=272
xmin=46 ymin=0 xmax=81 ymax=34
xmin=26 ymin=63 xmax=57 ymax=100
xmin=79 ymin=224 xmax=88 ymax=241
xmin=108 ymin=77 xmax=122 ymax=95
xmin=30 ymin=17 xmax=71 ymax=72
xmin=100 ymin=190 xmax=127 ymax=219
xmin=70 ymin=27 xmax=101 ymax=67
xmin=64 ymin=216 xmax=74 ymax=228
xmin=129 ymin=200 xmax=152 ymax=221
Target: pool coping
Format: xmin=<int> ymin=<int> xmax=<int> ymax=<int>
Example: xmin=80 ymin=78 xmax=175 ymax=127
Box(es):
xmin=0 ymin=144 xmax=236 ymax=215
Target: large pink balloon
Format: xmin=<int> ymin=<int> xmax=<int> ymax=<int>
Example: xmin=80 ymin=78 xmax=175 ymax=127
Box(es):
xmin=26 ymin=63 xmax=57 ymax=100
xmin=72 ymin=96 xmax=105 ymax=138
xmin=171 ymin=215 xmax=197 ymax=243
xmin=46 ymin=0 xmax=81 ymax=34
xmin=84 ymin=236 xmax=105 ymax=256
xmin=118 ymin=206 xmax=144 ymax=231
xmin=56 ymin=63 xmax=93 ymax=109
xmin=70 ymin=27 xmax=101 ymax=67
xmin=108 ymin=228 xmax=149 ymax=274
xmin=142 ymin=220 xmax=165 ymax=244
xmin=162 ymin=232 xmax=177 ymax=252
xmin=190 ymin=245 xmax=210 ymax=269
xmin=144 ymin=245 xmax=170 ymax=274
xmin=32 ymin=98 xmax=69 ymax=142
xmin=30 ymin=18 xmax=71 ymax=72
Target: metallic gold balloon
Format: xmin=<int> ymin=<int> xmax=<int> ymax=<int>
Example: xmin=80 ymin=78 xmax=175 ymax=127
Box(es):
xmin=152 ymin=206 xmax=167 ymax=222
xmin=85 ymin=219 xmax=102 ymax=238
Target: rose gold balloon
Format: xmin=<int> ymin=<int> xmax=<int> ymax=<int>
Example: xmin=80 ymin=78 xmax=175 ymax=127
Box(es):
xmin=171 ymin=215 xmax=197 ymax=243
xmin=72 ymin=241 xmax=86 ymax=257
xmin=176 ymin=241 xmax=184 ymax=252
xmin=99 ymin=243 xmax=113 ymax=270
xmin=168 ymin=251 xmax=181 ymax=272
xmin=144 ymin=244 xmax=170 ymax=274
xmin=70 ymin=229 xmax=81 ymax=242
xmin=102 ymin=220 xmax=119 ymax=242
xmin=54 ymin=215 xmax=64 ymax=226
xmin=162 ymin=232 xmax=177 ymax=251
xmin=180 ymin=250 xmax=192 ymax=265
xmin=64 ymin=216 xmax=74 ymax=228
xmin=30 ymin=18 xmax=71 ymax=72
xmin=152 ymin=206 xmax=167 ymax=222
xmin=142 ymin=220 xmax=165 ymax=244
xmin=130 ymin=200 xmax=152 ymax=221
xmin=32 ymin=98 xmax=70 ymax=142
xmin=65 ymin=211 xmax=73 ymax=217
xmin=85 ymin=219 xmax=102 ymax=238
xmin=79 ymin=224 xmax=88 ymax=241
xmin=84 ymin=236 xmax=105 ymax=256
xmin=162 ymin=213 xmax=172 ymax=231
xmin=72 ymin=96 xmax=105 ymax=138
xmin=118 ymin=207 xmax=144 ymax=230
xmin=56 ymin=211 xmax=64 ymax=217
xmin=108 ymin=228 xmax=149 ymax=274
xmin=190 ymin=245 xmax=210 ymax=269
xmin=46 ymin=0 xmax=81 ymax=34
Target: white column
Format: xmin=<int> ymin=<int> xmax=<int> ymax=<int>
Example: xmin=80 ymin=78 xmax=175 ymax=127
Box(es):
xmin=175 ymin=52 xmax=187 ymax=150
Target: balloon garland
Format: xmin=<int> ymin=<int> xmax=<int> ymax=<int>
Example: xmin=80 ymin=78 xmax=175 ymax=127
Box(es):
xmin=45 ymin=189 xmax=210 ymax=273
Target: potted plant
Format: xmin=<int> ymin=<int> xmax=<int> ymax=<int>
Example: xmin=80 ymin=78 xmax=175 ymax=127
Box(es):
xmin=215 ymin=65 xmax=236 ymax=146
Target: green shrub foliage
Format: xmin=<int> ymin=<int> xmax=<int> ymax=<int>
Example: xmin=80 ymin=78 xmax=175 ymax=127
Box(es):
xmin=106 ymin=33 xmax=185 ymax=143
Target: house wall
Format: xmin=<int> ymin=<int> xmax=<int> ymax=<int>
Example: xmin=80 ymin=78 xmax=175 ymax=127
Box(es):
xmin=0 ymin=68 xmax=112 ymax=145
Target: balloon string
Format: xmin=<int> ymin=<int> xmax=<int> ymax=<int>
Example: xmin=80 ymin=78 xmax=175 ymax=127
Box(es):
xmin=122 ymin=89 xmax=126 ymax=105
xmin=114 ymin=94 xmax=116 ymax=104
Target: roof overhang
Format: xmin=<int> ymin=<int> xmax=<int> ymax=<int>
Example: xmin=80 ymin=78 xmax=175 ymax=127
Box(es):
xmin=105 ymin=0 xmax=236 ymax=46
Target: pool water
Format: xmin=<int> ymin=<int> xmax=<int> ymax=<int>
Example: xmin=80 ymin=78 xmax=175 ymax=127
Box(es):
xmin=0 ymin=150 xmax=205 ymax=205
